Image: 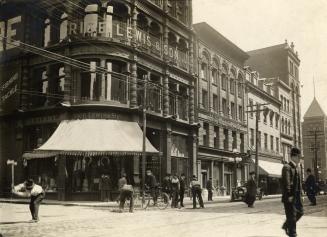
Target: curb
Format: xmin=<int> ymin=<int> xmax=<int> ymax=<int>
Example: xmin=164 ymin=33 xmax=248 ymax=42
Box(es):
xmin=0 ymin=195 xmax=281 ymax=207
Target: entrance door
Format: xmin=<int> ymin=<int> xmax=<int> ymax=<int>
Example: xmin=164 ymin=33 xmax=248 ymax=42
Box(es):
xmin=224 ymin=173 xmax=232 ymax=195
xmin=201 ymin=170 xmax=208 ymax=188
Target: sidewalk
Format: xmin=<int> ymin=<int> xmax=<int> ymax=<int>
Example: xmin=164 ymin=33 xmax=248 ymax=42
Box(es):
xmin=0 ymin=194 xmax=281 ymax=207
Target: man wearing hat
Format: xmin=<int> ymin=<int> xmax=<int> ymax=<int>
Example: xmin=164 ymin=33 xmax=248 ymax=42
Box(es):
xmin=189 ymin=175 xmax=204 ymax=209
xmin=305 ymin=168 xmax=317 ymax=206
xmin=245 ymin=171 xmax=257 ymax=208
xmin=12 ymin=179 xmax=45 ymax=222
xmin=281 ymin=147 xmax=304 ymax=237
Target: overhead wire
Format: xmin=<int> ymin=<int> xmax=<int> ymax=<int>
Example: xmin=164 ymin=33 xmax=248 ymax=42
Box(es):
xmin=1 ymin=2 xmax=193 ymax=101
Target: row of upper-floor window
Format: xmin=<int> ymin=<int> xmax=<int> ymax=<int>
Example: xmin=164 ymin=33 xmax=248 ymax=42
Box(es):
xmin=200 ymin=64 xmax=243 ymax=97
xmin=42 ymin=3 xmax=190 ymax=51
xmin=201 ymin=90 xmax=244 ymax=121
xmin=281 ymin=117 xmax=291 ymax=135
xmin=27 ymin=59 xmax=190 ymax=120
xmin=248 ymin=99 xmax=280 ymax=129
xmin=289 ymin=60 xmax=298 ymax=79
xmin=280 ymin=95 xmax=290 ymax=113
xmin=201 ymin=123 xmax=245 ymax=152
xmin=249 ymin=129 xmax=280 ymax=153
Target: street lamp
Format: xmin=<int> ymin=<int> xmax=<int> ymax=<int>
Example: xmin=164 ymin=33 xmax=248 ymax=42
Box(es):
xmin=232 ymin=149 xmax=242 ymax=188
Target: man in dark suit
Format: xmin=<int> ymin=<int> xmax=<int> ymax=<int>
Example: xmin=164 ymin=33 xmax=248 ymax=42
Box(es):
xmin=305 ymin=168 xmax=316 ymax=206
xmin=245 ymin=171 xmax=257 ymax=207
xmin=281 ymin=147 xmax=304 ymax=237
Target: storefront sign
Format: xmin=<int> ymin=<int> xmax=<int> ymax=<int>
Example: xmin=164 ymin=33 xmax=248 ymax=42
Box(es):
xmin=0 ymin=16 xmax=22 ymax=52
xmin=68 ymin=20 xmax=183 ymax=62
xmin=0 ymin=73 xmax=18 ymax=102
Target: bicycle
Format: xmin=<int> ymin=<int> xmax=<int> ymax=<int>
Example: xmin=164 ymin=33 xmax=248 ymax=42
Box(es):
xmin=142 ymin=187 xmax=169 ymax=210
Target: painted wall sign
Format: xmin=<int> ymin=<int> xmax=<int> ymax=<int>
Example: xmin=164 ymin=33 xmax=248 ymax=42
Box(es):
xmin=0 ymin=16 xmax=22 ymax=52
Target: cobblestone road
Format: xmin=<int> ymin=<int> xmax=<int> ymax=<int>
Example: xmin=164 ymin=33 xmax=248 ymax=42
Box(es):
xmin=1 ymin=195 xmax=326 ymax=237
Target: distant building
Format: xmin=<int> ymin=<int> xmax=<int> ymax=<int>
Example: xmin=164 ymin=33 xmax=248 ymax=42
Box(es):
xmin=193 ymin=22 xmax=249 ymax=195
xmin=246 ymin=41 xmax=302 ymax=158
xmin=302 ymin=98 xmax=327 ymax=182
xmin=244 ymin=69 xmax=283 ymax=194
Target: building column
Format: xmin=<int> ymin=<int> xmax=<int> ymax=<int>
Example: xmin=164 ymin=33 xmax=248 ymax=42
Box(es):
xmin=228 ymin=129 xmax=233 ymax=151
xmin=189 ymin=81 xmax=195 ymax=124
xmin=237 ymin=131 xmax=241 ymax=152
xmin=217 ymin=70 xmax=222 ymax=114
xmin=163 ymin=68 xmax=170 ymax=116
xmin=235 ymin=81 xmax=239 ymax=119
xmin=20 ymin=60 xmax=29 ymax=110
xmin=130 ymin=59 xmax=137 ymax=107
xmin=221 ymin=162 xmax=225 ymax=195
xmin=219 ymin=127 xmax=224 ymax=150
xmin=208 ymin=64 xmax=212 ymax=111
xmin=162 ymin=126 xmax=172 ymax=175
xmin=133 ymin=155 xmax=140 ymax=189
xmin=63 ymin=49 xmax=72 ymax=104
xmin=226 ymin=73 xmax=231 ymax=118
xmin=57 ymin=156 xmax=67 ymax=201
xmin=100 ymin=59 xmax=106 ymax=101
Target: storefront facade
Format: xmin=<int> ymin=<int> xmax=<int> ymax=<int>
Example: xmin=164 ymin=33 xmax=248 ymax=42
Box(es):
xmin=193 ymin=23 xmax=249 ymax=196
xmin=0 ymin=0 xmax=197 ymax=200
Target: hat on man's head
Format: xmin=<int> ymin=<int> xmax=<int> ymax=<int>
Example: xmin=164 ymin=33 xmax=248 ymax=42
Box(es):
xmin=290 ymin=147 xmax=301 ymax=157
xmin=249 ymin=171 xmax=255 ymax=175
xmin=25 ymin=179 xmax=34 ymax=190
xmin=192 ymin=175 xmax=197 ymax=180
xmin=306 ymin=168 xmax=312 ymax=173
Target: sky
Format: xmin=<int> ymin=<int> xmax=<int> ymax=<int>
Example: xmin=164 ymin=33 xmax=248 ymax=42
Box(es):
xmin=193 ymin=0 xmax=327 ymax=120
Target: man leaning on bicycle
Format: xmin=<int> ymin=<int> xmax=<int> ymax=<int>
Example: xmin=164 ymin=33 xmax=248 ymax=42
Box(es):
xmin=145 ymin=170 xmax=158 ymax=205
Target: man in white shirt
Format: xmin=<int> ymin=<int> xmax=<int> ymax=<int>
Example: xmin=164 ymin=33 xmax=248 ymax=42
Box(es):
xmin=12 ymin=179 xmax=45 ymax=222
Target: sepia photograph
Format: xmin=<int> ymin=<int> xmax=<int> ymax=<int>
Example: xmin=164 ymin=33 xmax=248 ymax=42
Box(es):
xmin=0 ymin=0 xmax=326 ymax=236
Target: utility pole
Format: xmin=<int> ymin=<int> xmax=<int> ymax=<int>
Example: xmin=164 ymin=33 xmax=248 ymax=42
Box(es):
xmin=142 ymin=75 xmax=147 ymax=200
xmin=246 ymin=103 xmax=270 ymax=184
xmin=306 ymin=129 xmax=323 ymax=181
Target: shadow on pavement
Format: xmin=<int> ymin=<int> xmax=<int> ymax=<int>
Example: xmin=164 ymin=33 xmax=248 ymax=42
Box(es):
xmin=0 ymin=220 xmax=32 ymax=225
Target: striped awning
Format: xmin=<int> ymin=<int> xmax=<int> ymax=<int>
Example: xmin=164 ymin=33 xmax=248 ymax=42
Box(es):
xmin=24 ymin=119 xmax=159 ymax=159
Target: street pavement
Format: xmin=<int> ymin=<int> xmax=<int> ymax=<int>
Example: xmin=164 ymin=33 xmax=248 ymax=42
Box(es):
xmin=0 ymin=195 xmax=326 ymax=237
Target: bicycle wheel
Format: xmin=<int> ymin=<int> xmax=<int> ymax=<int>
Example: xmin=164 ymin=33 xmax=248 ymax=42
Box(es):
xmin=157 ymin=193 xmax=169 ymax=210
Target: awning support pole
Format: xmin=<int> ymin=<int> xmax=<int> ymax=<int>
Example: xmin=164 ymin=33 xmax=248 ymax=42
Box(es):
xmin=142 ymin=75 xmax=148 ymax=200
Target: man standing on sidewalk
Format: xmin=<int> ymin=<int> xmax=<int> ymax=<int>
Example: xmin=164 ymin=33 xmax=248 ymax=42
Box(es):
xmin=305 ymin=168 xmax=317 ymax=206
xmin=12 ymin=179 xmax=45 ymax=222
xmin=281 ymin=147 xmax=304 ymax=237
xmin=179 ymin=173 xmax=186 ymax=207
xmin=206 ymin=178 xmax=213 ymax=201
xmin=190 ymin=175 xmax=204 ymax=209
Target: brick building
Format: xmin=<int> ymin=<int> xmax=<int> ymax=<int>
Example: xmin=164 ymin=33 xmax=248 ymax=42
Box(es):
xmin=193 ymin=22 xmax=249 ymax=195
xmin=246 ymin=41 xmax=302 ymax=160
xmin=0 ymin=0 xmax=197 ymax=200
xmin=303 ymin=98 xmax=327 ymax=182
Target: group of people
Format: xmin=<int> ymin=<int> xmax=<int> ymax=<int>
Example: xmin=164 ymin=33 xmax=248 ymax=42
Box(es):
xmin=161 ymin=173 xmax=186 ymax=208
xmin=12 ymin=146 xmax=318 ymax=237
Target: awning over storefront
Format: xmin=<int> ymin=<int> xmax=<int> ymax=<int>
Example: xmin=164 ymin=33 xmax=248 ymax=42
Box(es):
xmin=24 ymin=119 xmax=159 ymax=159
xmin=252 ymin=159 xmax=283 ymax=178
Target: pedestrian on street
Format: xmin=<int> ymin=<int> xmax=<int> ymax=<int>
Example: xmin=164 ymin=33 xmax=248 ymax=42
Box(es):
xmin=281 ymin=147 xmax=304 ymax=237
xmin=162 ymin=173 xmax=172 ymax=202
xmin=145 ymin=170 xmax=158 ymax=205
xmin=245 ymin=171 xmax=257 ymax=208
xmin=99 ymin=174 xmax=111 ymax=202
xmin=305 ymin=168 xmax=317 ymax=206
xmin=190 ymin=175 xmax=204 ymax=209
xmin=170 ymin=174 xmax=180 ymax=208
xmin=118 ymin=173 xmax=134 ymax=213
xmin=206 ymin=178 xmax=213 ymax=201
xmin=179 ymin=173 xmax=186 ymax=207
xmin=12 ymin=179 xmax=45 ymax=222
